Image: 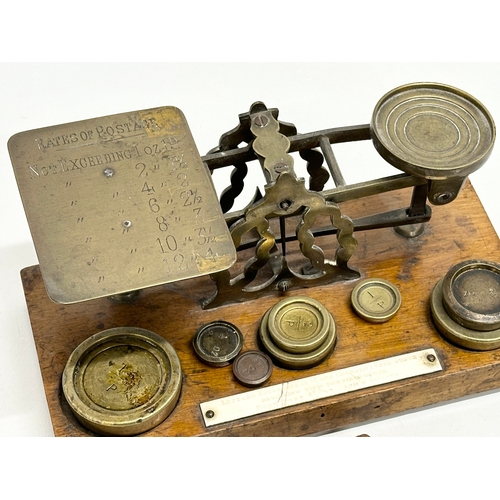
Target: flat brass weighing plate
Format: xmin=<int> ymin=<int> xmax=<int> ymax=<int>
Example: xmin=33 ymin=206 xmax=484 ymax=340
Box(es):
xmin=9 ymin=107 xmax=236 ymax=303
xmin=371 ymin=82 xmax=495 ymax=179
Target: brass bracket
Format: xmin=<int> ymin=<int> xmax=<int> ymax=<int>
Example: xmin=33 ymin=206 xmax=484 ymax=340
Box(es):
xmin=203 ymin=104 xmax=359 ymax=309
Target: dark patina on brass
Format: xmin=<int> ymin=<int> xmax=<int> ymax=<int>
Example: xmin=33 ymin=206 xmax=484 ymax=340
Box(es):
xmin=441 ymin=260 xmax=500 ymax=332
xmin=62 ymin=327 xmax=182 ymax=436
xmin=431 ymin=278 xmax=500 ymax=351
xmin=232 ymin=350 xmax=273 ymax=387
xmin=192 ymin=321 xmax=244 ymax=367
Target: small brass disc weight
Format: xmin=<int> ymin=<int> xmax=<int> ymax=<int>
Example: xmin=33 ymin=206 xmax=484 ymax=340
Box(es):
xmin=62 ymin=327 xmax=182 ymax=436
xmin=192 ymin=321 xmax=244 ymax=367
xmin=351 ymin=278 xmax=402 ymax=323
xmin=267 ymin=296 xmax=331 ymax=354
xmin=431 ymin=279 xmax=500 ymax=351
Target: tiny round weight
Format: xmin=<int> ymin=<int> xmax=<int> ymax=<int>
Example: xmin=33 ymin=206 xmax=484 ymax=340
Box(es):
xmin=431 ymin=279 xmax=500 ymax=350
xmin=351 ymin=278 xmax=402 ymax=323
xmin=441 ymin=260 xmax=500 ymax=332
xmin=62 ymin=327 xmax=182 ymax=436
xmin=193 ymin=321 xmax=244 ymax=367
xmin=232 ymin=350 xmax=273 ymax=387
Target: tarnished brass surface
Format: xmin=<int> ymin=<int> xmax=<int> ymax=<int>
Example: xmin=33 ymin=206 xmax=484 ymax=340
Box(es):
xmin=232 ymin=350 xmax=273 ymax=387
xmin=62 ymin=327 xmax=182 ymax=436
xmin=266 ymin=296 xmax=331 ymax=354
xmin=10 ymin=84 xmax=495 ymax=310
xmin=371 ymin=83 xmax=495 ymax=183
xmin=9 ymin=107 xmax=236 ymax=304
xmin=351 ymin=278 xmax=402 ymax=323
xmin=259 ymin=297 xmax=336 ymax=369
xmin=204 ymin=104 xmax=360 ymax=308
xmin=192 ymin=321 xmax=243 ymax=367
xmin=441 ymin=260 xmax=500 ymax=332
xmin=431 ymin=279 xmax=500 ymax=351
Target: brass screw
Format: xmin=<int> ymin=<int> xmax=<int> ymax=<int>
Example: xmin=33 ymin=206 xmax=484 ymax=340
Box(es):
xmin=279 ymin=199 xmax=292 ymax=211
xmin=274 ymin=163 xmax=288 ymax=173
xmin=254 ymin=115 xmax=269 ymax=127
xmin=435 ymin=192 xmax=452 ymax=203
xmin=278 ymin=280 xmax=291 ymax=292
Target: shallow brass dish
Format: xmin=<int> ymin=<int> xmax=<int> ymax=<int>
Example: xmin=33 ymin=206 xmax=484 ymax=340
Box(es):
xmin=62 ymin=327 xmax=182 ymax=436
xmin=371 ymin=82 xmax=495 ymax=180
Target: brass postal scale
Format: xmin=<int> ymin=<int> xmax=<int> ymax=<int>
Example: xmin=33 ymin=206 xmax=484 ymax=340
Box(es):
xmin=9 ymin=82 xmax=500 ymax=436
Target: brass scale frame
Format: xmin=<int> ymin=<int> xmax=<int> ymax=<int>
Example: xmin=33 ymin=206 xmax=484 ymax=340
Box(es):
xmin=13 ymin=83 xmax=497 ymax=436
xmin=202 ymin=102 xmax=439 ymax=309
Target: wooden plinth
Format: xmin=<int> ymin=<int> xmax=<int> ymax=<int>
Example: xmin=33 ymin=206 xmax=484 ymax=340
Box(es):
xmin=21 ymin=181 xmax=500 ymax=436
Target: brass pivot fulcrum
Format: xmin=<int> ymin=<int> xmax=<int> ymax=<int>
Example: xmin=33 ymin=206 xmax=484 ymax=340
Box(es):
xmin=204 ymin=103 xmax=359 ymax=308
xmin=202 ymin=85 xmax=495 ymax=308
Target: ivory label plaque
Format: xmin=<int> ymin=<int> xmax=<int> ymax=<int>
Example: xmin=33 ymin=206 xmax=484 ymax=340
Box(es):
xmin=201 ymin=348 xmax=443 ymax=427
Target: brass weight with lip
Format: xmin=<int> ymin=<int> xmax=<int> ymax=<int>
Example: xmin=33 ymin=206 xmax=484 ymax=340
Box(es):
xmin=266 ymin=296 xmax=331 ymax=354
xmin=192 ymin=320 xmax=244 ymax=367
xmin=259 ymin=296 xmax=336 ymax=369
xmin=441 ymin=260 xmax=500 ymax=332
xmin=62 ymin=327 xmax=182 ymax=436
xmin=431 ymin=260 xmax=500 ymax=350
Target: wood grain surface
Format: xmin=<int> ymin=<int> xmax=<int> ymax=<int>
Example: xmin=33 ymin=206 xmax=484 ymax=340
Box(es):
xmin=21 ymin=181 xmax=500 ymax=436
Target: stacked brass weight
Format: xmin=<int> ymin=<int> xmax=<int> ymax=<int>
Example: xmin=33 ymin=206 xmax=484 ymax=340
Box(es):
xmin=259 ymin=296 xmax=336 ymax=369
xmin=431 ymin=260 xmax=500 ymax=350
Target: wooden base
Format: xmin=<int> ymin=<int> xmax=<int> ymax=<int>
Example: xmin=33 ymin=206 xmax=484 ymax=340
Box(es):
xmin=21 ymin=181 xmax=500 ymax=436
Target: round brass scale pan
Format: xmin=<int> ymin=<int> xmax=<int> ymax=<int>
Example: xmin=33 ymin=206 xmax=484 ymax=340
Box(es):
xmin=371 ymin=82 xmax=495 ymax=179
xmin=62 ymin=327 xmax=182 ymax=436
